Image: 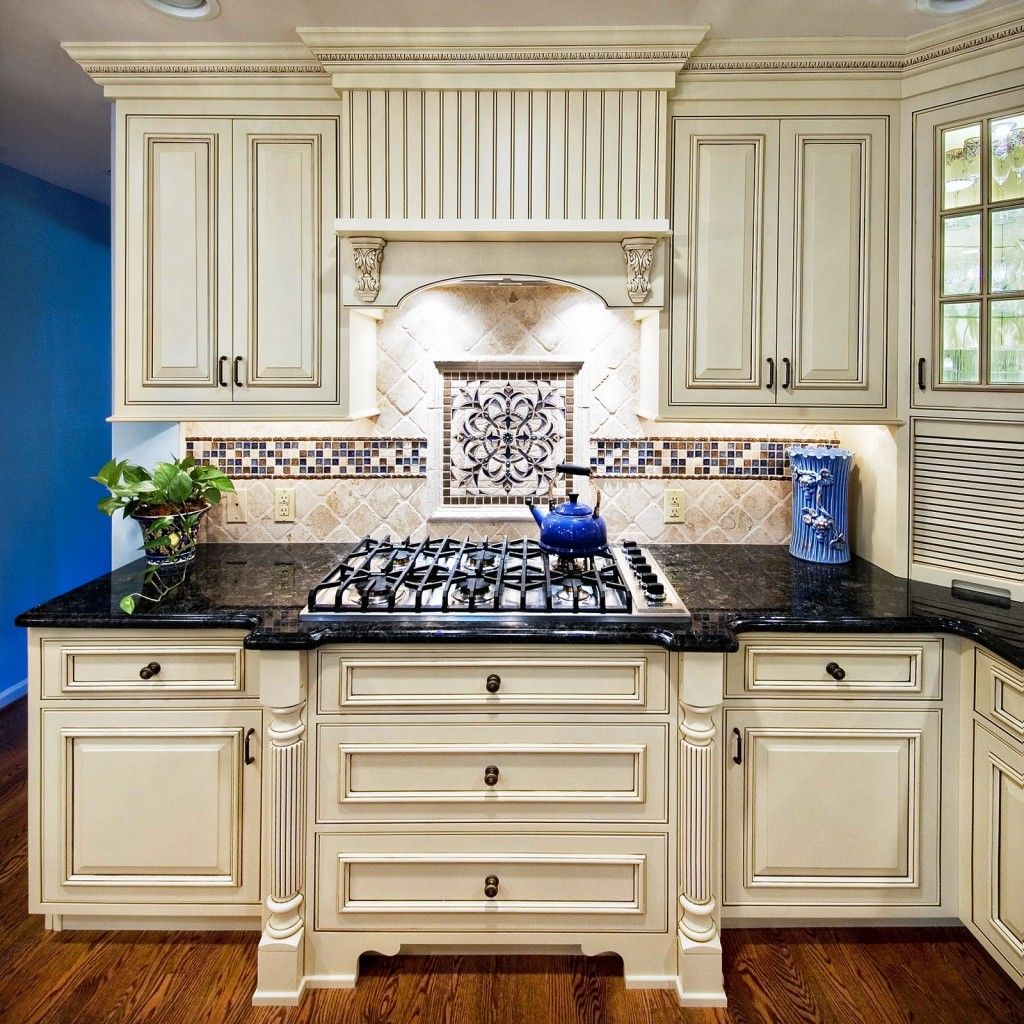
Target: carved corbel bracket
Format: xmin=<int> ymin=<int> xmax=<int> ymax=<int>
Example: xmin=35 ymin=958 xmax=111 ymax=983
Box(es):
xmin=621 ymin=236 xmax=656 ymax=305
xmin=350 ymin=236 xmax=387 ymax=303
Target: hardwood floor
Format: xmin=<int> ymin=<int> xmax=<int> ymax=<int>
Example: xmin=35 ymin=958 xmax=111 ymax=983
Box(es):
xmin=1 ymin=698 xmax=1020 ymax=1024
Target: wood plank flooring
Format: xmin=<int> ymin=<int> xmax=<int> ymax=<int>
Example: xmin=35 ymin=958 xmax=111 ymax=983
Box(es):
xmin=1 ymin=698 xmax=1021 ymax=1024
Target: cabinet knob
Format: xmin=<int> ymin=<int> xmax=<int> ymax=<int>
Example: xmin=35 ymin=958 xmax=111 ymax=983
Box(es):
xmin=484 ymin=875 xmax=499 ymax=899
xmin=825 ymin=661 xmax=846 ymax=681
xmin=484 ymin=765 xmax=500 ymax=787
xmin=138 ymin=661 xmax=161 ymax=680
xmin=485 ymin=673 xmax=501 ymax=694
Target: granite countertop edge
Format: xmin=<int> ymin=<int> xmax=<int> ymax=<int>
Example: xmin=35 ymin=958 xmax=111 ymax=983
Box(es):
xmin=13 ymin=543 xmax=1024 ymax=670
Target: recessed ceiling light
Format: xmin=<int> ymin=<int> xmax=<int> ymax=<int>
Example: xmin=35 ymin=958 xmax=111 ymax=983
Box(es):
xmin=917 ymin=0 xmax=987 ymax=13
xmin=141 ymin=0 xmax=221 ymax=20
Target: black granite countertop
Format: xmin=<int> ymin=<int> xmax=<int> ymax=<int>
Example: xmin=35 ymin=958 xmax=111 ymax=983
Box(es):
xmin=14 ymin=543 xmax=1024 ymax=668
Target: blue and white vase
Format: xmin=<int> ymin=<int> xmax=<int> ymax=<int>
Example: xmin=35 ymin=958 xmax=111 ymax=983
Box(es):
xmin=788 ymin=445 xmax=854 ymax=565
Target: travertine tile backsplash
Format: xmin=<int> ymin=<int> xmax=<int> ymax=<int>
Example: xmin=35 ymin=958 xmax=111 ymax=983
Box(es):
xmin=188 ymin=283 xmax=839 ymax=545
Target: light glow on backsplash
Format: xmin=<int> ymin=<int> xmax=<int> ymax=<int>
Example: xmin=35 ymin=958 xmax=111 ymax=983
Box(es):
xmin=190 ymin=282 xmax=844 ymax=546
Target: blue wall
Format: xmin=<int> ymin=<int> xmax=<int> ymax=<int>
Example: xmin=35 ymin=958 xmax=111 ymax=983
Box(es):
xmin=0 ymin=163 xmax=111 ymax=705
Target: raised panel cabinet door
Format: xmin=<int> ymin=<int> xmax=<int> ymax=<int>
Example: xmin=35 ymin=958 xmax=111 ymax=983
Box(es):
xmin=124 ymin=116 xmax=233 ymax=406
xmin=724 ymin=709 xmax=941 ymax=907
xmin=668 ymin=118 xmax=780 ymax=407
xmin=37 ymin=709 xmax=261 ymax=908
xmin=972 ymin=723 xmax=1024 ymax=985
xmin=777 ymin=117 xmax=889 ymax=408
xmin=232 ymin=118 xmax=339 ymax=404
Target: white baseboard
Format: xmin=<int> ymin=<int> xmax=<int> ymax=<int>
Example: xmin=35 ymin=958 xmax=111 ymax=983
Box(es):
xmin=0 ymin=678 xmax=27 ymax=710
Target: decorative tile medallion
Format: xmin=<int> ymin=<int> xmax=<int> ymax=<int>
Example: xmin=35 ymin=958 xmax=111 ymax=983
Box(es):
xmin=590 ymin=437 xmax=837 ymax=479
xmin=442 ymin=369 xmax=576 ymax=506
xmin=186 ymin=437 xmax=428 ymax=479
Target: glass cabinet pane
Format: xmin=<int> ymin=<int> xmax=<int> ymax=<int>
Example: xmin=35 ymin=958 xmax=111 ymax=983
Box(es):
xmin=991 ymin=115 xmax=1024 ymax=204
xmin=990 ymin=299 xmax=1024 ymax=384
xmin=942 ymin=214 xmax=981 ymax=295
xmin=990 ymin=207 xmax=1024 ymax=292
xmin=941 ymin=302 xmax=981 ymax=383
xmin=942 ymin=123 xmax=982 ymax=210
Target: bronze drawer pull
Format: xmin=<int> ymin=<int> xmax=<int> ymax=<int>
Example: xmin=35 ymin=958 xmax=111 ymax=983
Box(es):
xmin=484 ymin=765 xmax=499 ymax=787
xmin=826 ymin=661 xmax=846 ymax=681
xmin=244 ymin=728 xmax=256 ymax=766
xmin=484 ymin=875 xmax=499 ymax=899
xmin=233 ymin=356 xmax=244 ymax=388
xmin=485 ymin=673 xmax=501 ymax=693
xmin=139 ymin=661 xmax=161 ymax=680
xmin=218 ymin=355 xmax=229 ymax=387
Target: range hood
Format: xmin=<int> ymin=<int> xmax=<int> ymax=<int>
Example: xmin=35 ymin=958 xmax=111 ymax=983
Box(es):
xmin=301 ymin=26 xmax=708 ymax=310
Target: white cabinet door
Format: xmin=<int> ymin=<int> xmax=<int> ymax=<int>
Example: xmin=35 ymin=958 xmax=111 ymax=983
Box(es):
xmin=972 ymin=723 xmax=1024 ymax=985
xmin=231 ymin=118 xmax=338 ymax=405
xmin=124 ymin=116 xmax=233 ymax=406
xmin=777 ymin=118 xmax=888 ymax=409
xmin=724 ymin=708 xmax=941 ymax=907
xmin=38 ymin=709 xmax=261 ymax=908
xmin=668 ymin=118 xmax=779 ymax=407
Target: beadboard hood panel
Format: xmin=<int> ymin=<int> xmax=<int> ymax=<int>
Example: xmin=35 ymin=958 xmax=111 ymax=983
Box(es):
xmin=336 ymin=88 xmax=668 ymax=222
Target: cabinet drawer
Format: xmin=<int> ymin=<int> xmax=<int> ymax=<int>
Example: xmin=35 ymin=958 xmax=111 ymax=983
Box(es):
xmin=317 ymin=645 xmax=668 ymax=713
xmin=314 ymin=832 xmax=667 ymax=933
xmin=316 ymin=722 xmax=668 ymax=823
xmin=727 ymin=636 xmax=942 ymax=699
xmin=41 ymin=636 xmax=246 ymax=698
xmin=975 ymin=650 xmax=1024 ymax=746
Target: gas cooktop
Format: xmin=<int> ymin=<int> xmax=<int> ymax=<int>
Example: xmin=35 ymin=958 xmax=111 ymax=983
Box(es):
xmin=300 ymin=536 xmax=689 ymax=623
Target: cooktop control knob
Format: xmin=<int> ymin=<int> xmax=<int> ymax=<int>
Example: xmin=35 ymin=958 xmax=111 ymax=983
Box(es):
xmin=632 ymin=559 xmax=650 ymax=574
xmin=640 ymin=571 xmax=659 ymax=588
xmin=646 ymin=582 xmax=666 ymax=603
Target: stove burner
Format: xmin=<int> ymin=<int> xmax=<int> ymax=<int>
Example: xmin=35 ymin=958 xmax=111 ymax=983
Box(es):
xmin=453 ymin=575 xmax=494 ymax=605
xmin=463 ymin=549 xmax=497 ymax=573
xmin=551 ymin=575 xmax=598 ymax=607
xmin=354 ymin=575 xmax=393 ymax=606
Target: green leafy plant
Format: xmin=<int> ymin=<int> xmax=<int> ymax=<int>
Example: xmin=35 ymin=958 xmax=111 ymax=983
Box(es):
xmin=92 ymin=455 xmax=235 ymax=615
xmin=93 ymin=454 xmax=234 ymax=517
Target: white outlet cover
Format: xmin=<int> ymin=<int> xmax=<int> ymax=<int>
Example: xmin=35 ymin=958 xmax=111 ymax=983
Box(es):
xmin=225 ymin=489 xmax=248 ymax=524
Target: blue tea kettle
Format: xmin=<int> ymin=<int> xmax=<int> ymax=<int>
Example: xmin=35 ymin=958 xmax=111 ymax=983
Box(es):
xmin=526 ymin=463 xmax=608 ymax=558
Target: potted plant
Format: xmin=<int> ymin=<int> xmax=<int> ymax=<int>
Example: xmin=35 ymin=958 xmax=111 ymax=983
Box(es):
xmin=93 ymin=455 xmax=234 ymax=570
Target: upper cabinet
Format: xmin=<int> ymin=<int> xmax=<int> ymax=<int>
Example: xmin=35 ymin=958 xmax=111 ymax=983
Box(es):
xmin=119 ymin=114 xmax=340 ymax=419
xmin=667 ymin=115 xmax=891 ymax=419
xmin=913 ymin=89 xmax=1024 ymax=414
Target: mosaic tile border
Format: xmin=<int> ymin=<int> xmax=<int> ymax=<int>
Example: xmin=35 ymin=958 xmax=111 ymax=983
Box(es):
xmin=186 ymin=437 xmax=428 ymax=479
xmin=442 ymin=369 xmax=577 ymax=507
xmin=590 ymin=437 xmax=838 ymax=479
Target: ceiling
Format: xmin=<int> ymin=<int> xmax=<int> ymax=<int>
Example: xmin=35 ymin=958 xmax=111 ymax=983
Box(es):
xmin=0 ymin=0 xmax=1017 ymax=205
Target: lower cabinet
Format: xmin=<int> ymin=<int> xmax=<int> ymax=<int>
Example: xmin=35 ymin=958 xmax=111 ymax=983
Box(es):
xmin=724 ymin=708 xmax=941 ymax=908
xmin=972 ymin=723 xmax=1024 ymax=985
xmin=37 ymin=708 xmax=262 ymax=908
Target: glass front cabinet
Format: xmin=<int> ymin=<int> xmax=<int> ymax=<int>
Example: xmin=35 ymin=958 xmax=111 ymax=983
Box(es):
xmin=914 ymin=91 xmax=1024 ymax=412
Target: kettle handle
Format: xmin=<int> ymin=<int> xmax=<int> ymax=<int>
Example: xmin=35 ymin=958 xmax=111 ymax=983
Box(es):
xmin=556 ymin=463 xmax=592 ymax=477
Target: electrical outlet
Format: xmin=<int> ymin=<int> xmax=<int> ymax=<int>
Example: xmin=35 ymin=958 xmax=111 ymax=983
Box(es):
xmin=224 ymin=489 xmax=248 ymax=524
xmin=274 ymin=487 xmax=296 ymax=523
xmin=664 ymin=488 xmax=686 ymax=524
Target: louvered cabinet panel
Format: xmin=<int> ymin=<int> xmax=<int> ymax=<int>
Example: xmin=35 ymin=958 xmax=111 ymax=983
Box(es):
xmin=911 ymin=419 xmax=1024 ymax=600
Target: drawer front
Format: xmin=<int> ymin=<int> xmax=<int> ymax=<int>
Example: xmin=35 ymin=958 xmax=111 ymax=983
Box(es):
xmin=41 ymin=636 xmax=246 ymax=698
xmin=315 ymin=832 xmax=667 ymax=933
xmin=316 ymin=723 xmax=668 ymax=823
xmin=317 ymin=645 xmax=668 ymax=713
xmin=975 ymin=650 xmax=1024 ymax=746
xmin=727 ymin=636 xmax=942 ymax=699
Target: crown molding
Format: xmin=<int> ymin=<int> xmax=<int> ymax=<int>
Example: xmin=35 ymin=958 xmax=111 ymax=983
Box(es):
xmin=684 ymin=0 xmax=1024 ymax=75
xmin=62 ymin=42 xmax=326 ymax=84
xmin=299 ymin=25 xmax=709 ymax=86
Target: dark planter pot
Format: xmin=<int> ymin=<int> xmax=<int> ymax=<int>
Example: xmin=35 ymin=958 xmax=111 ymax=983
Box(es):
xmin=131 ymin=504 xmax=210 ymax=569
